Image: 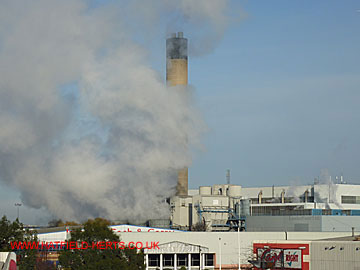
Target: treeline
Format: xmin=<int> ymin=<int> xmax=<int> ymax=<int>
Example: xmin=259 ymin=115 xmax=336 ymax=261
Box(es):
xmin=0 ymin=215 xmax=145 ymax=270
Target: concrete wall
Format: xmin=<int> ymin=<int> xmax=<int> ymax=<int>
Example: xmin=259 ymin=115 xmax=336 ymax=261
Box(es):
xmin=246 ymin=215 xmax=360 ymax=232
xmin=321 ymin=216 xmax=360 ymax=232
xmin=246 ymin=216 xmax=322 ymax=232
xmin=171 ymin=196 xmax=193 ymax=229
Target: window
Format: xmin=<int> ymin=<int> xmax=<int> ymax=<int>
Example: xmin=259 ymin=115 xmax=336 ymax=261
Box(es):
xmin=342 ymin=196 xmax=360 ymax=204
xmin=205 ymin=254 xmax=214 ymax=266
xmin=191 ymin=254 xmax=200 ymax=266
xmin=163 ymin=254 xmax=174 ymax=267
xmin=148 ymin=254 xmax=160 ymax=267
xmin=177 ymin=254 xmax=188 ymax=266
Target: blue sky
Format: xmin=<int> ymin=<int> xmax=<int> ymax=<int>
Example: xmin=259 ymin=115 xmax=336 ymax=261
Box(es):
xmin=188 ymin=0 xmax=360 ymax=188
xmin=1 ymin=0 xmax=359 ymax=224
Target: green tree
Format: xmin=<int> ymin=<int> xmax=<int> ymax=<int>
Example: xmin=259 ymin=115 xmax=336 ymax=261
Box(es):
xmin=0 ymin=215 xmax=38 ymax=270
xmin=59 ymin=218 xmax=145 ymax=270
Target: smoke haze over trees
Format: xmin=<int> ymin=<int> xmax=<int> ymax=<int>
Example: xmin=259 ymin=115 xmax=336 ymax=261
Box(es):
xmin=0 ymin=0 xmax=231 ymax=222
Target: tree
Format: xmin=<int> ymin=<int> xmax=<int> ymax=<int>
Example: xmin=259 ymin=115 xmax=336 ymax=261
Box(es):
xmin=35 ymin=260 xmax=56 ymax=270
xmin=58 ymin=218 xmax=145 ymax=270
xmin=0 ymin=215 xmax=38 ymax=270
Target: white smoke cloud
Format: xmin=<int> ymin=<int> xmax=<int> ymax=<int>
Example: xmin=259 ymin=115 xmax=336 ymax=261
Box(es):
xmin=0 ymin=0 xmax=229 ymax=222
xmin=318 ymin=169 xmax=342 ymax=208
xmin=128 ymin=0 xmax=232 ymax=56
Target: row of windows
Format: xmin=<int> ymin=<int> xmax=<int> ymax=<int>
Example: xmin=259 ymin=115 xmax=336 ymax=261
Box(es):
xmin=148 ymin=254 xmax=214 ymax=267
xmin=251 ymin=196 xmax=315 ymax=204
xmin=250 ymin=196 xmax=360 ymax=205
xmin=341 ymin=196 xmax=360 ymax=204
xmin=252 ymin=206 xmax=313 ymax=216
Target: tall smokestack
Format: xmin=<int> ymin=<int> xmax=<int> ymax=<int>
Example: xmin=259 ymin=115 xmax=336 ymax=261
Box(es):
xmin=166 ymin=32 xmax=188 ymax=196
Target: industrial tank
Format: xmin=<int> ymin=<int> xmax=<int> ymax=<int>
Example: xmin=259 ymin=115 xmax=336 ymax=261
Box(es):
xmin=240 ymin=199 xmax=251 ymax=216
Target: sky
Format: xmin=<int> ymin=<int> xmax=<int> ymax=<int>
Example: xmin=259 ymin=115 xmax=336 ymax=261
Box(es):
xmin=0 ymin=0 xmax=360 ymax=224
xmin=189 ymin=0 xmax=360 ymax=188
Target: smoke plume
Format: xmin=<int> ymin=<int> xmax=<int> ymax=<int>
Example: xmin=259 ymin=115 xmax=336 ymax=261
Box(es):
xmin=0 ymin=0 xmax=230 ymax=222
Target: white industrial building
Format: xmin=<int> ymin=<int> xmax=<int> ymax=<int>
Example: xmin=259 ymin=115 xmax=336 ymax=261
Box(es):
xmin=36 ymin=225 xmax=360 ymax=270
xmin=32 ymin=181 xmax=360 ymax=269
xmin=170 ymin=184 xmax=247 ymax=231
xmin=170 ymin=182 xmax=360 ymax=232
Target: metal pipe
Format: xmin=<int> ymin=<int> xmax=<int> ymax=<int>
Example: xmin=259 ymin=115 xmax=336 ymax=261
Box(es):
xmin=281 ymin=190 xmax=285 ymax=204
xmin=305 ymin=189 xmax=309 ymax=203
xmin=258 ymin=191 xmax=263 ymax=204
xmin=15 ymin=203 xmax=22 ymax=221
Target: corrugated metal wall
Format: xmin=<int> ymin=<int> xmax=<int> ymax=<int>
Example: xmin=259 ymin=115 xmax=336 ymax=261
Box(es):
xmin=310 ymin=241 xmax=360 ymax=270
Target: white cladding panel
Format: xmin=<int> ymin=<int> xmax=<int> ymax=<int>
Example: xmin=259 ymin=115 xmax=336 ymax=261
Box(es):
xmin=200 ymin=196 xmax=229 ymax=207
xmin=228 ymin=185 xmax=241 ymax=197
xmin=310 ymin=241 xmax=360 ymax=270
xmin=199 ymin=186 xmax=212 ymax=195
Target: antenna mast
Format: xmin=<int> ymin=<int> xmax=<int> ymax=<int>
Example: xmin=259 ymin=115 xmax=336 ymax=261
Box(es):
xmin=226 ymin=169 xmax=230 ymax=184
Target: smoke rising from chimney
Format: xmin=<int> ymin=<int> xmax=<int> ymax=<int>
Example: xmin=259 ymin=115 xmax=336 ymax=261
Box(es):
xmin=0 ymin=0 xmax=230 ymax=222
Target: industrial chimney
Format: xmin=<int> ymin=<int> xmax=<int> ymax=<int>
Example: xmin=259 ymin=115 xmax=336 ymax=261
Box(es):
xmin=166 ymin=32 xmax=188 ymax=196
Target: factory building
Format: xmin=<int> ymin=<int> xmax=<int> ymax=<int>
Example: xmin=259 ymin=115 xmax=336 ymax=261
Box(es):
xmin=29 ymin=32 xmax=360 ymax=269
xmin=163 ymin=32 xmax=360 ymax=233
xmin=170 ymin=184 xmax=248 ymax=231
xmin=36 ymin=226 xmax=360 ymax=270
xmin=170 ymin=182 xmax=360 ymax=232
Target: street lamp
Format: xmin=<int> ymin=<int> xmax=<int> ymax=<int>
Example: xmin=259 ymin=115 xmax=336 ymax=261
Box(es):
xmin=14 ymin=203 xmax=22 ymax=221
xmin=219 ymin=237 xmax=222 ymax=270
xmin=238 ymin=225 xmax=241 ymax=270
